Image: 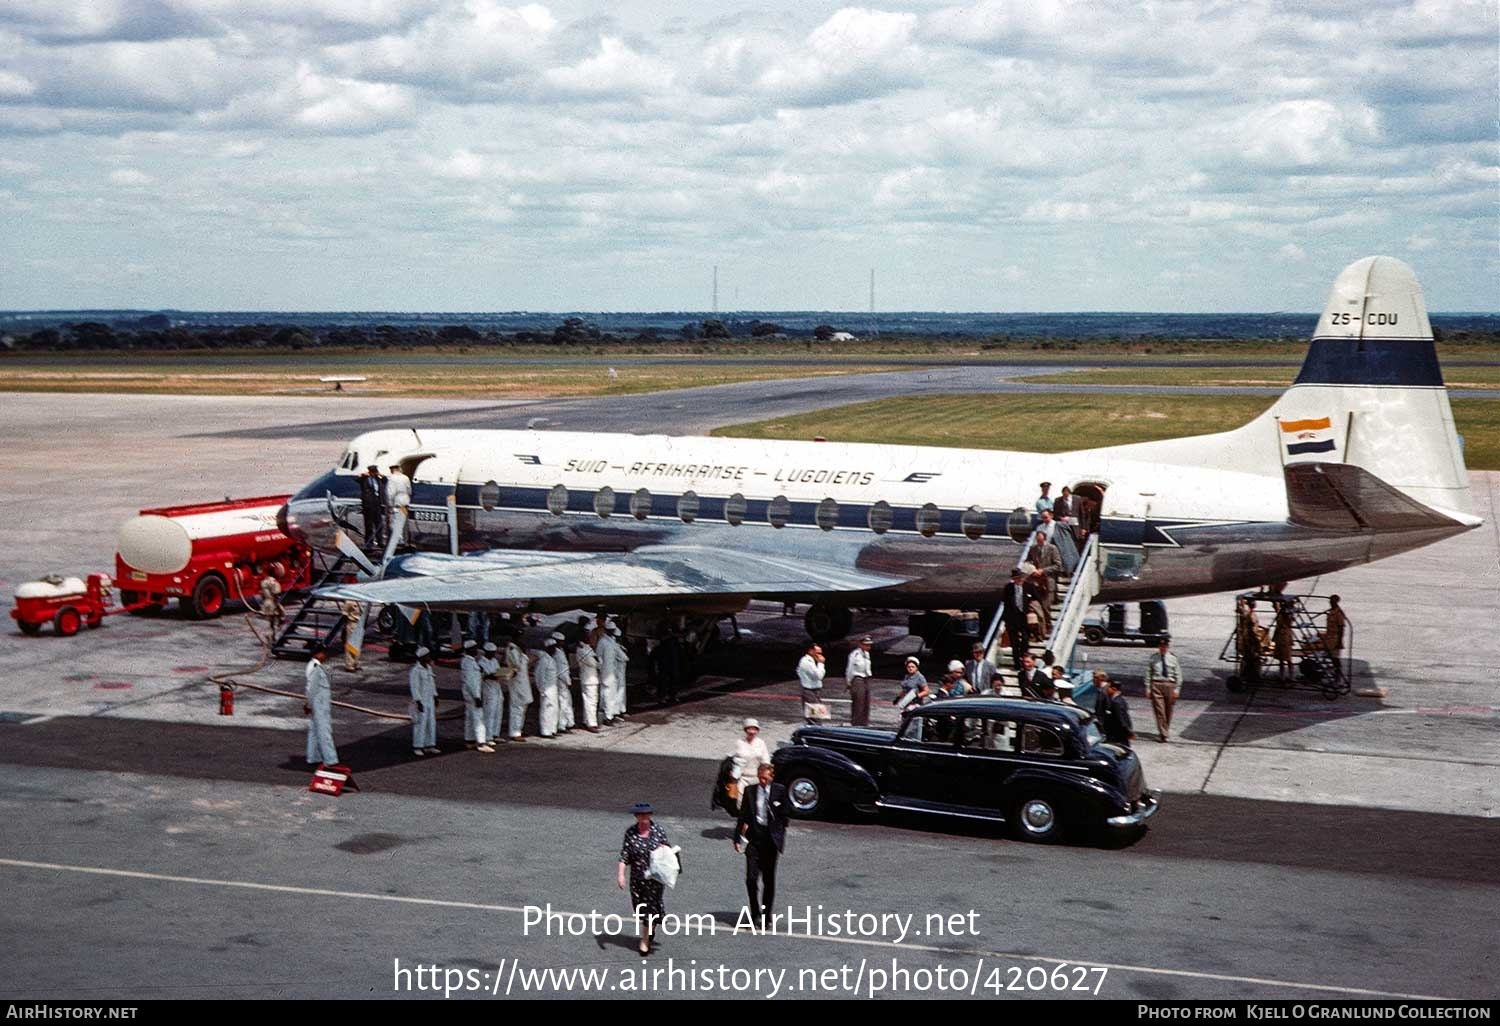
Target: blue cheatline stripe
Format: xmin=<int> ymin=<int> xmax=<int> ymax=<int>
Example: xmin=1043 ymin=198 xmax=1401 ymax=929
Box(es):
xmin=1294 ymin=338 xmax=1443 ymax=388
xmin=447 ymin=481 xmax=1210 ymax=546
xmin=1286 ymin=439 xmax=1337 ymax=455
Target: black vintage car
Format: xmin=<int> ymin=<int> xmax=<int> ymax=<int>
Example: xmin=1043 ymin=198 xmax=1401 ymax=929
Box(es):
xmin=771 ymin=697 xmax=1158 ymax=843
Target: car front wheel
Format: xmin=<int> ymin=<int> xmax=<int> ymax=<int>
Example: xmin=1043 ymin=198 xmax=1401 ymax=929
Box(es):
xmin=785 ymin=772 xmax=824 ymax=819
xmin=1011 ymin=794 xmax=1063 ymax=842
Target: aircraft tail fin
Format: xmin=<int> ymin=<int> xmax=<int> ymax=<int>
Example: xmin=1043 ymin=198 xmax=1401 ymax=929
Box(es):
xmin=1091 ymin=256 xmax=1475 ymax=518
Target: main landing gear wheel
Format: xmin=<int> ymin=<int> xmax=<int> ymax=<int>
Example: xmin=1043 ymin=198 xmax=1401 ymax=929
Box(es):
xmin=803 ymin=605 xmax=853 ymax=644
xmin=1083 ymin=626 xmax=1105 ymax=645
xmin=187 ymin=574 xmax=227 ymax=620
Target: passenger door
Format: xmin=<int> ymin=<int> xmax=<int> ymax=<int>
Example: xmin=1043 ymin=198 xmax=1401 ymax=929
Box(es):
xmin=883 ymin=711 xmax=964 ymax=808
xmin=948 ymin=716 xmax=1024 ymax=812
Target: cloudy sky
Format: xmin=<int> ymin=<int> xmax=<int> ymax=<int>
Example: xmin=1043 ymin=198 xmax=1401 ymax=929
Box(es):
xmin=1 ymin=0 xmax=1495 ymax=312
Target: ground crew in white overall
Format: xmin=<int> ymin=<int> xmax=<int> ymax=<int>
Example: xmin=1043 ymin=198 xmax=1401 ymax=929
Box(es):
xmin=606 ymin=623 xmax=630 ymax=721
xmin=409 ymin=646 xmax=438 ymax=756
xmin=596 ymin=626 xmax=619 ymax=723
xmin=304 ymin=647 xmax=338 ymax=766
xmin=534 ymin=636 xmax=560 ymax=738
xmin=386 ymin=463 xmax=412 ymax=543
xmin=459 ymin=639 xmax=492 ymax=752
xmin=503 ymin=633 xmax=531 ymax=741
xmin=479 ymin=641 xmax=504 ymax=741
xmin=577 ymin=636 xmax=601 ymax=731
xmin=552 ymin=632 xmax=574 ymax=731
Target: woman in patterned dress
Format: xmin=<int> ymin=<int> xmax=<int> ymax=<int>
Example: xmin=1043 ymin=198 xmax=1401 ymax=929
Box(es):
xmin=617 ymin=801 xmax=670 ymax=955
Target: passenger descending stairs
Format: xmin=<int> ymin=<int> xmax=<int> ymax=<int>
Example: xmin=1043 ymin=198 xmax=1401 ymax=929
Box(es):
xmin=270 ymin=552 xmax=367 ymax=660
xmin=983 ymin=528 xmax=1102 ymax=696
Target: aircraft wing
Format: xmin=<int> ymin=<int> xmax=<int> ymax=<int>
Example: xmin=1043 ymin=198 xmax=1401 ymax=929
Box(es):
xmin=315 ymin=544 xmax=909 ymax=610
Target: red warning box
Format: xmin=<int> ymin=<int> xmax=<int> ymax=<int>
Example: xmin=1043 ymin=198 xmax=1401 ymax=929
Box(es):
xmin=308 ymin=764 xmax=358 ymax=796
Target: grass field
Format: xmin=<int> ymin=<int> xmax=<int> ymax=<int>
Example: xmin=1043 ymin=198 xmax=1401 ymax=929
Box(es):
xmin=0 ymin=359 xmax=908 ymax=399
xmin=1014 ymin=365 xmax=1500 ymax=389
xmin=712 ymin=393 xmax=1500 ymax=471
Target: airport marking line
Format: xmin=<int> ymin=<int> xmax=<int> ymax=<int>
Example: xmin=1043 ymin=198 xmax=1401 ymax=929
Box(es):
xmin=0 ymin=856 xmax=1448 ymax=1000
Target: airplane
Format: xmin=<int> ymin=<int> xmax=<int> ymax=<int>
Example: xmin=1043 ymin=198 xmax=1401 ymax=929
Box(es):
xmin=278 ymin=256 xmax=1480 ymax=647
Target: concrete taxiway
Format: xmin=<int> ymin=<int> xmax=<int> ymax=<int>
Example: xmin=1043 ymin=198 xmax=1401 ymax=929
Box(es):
xmin=1 ymin=382 xmax=1497 ymax=1000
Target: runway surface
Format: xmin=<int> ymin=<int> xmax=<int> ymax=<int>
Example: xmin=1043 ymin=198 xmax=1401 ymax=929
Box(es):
xmin=1 ymin=379 xmax=1497 ymax=1001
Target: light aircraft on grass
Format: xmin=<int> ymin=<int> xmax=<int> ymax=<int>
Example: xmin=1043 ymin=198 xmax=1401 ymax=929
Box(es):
xmin=279 ymin=256 xmax=1479 ymax=643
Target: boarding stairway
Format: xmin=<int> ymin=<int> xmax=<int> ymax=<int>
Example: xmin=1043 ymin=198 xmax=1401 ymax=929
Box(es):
xmin=269 ymin=552 xmax=364 ymax=660
xmin=981 ymin=524 xmax=1101 ymax=695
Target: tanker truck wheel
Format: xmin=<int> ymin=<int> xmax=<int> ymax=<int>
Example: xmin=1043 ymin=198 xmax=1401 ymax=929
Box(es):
xmin=187 ymin=574 xmax=227 ymax=620
xmin=18 ymin=619 xmax=42 ymax=637
xmin=54 ymin=607 xmax=83 ymax=636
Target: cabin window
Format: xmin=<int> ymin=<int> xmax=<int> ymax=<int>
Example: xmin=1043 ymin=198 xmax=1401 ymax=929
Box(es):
xmin=1006 ymin=507 xmax=1033 ymax=543
xmin=816 ymin=497 xmax=839 ymax=531
xmin=868 ymin=500 xmax=893 ymax=534
xmin=916 ymin=503 xmax=941 ymax=538
xmin=725 ymin=493 xmax=747 ymax=526
xmin=630 ymin=488 xmax=652 ymax=520
xmin=480 ymin=481 xmax=500 ymax=512
xmin=594 ymin=486 xmax=615 ymax=519
xmin=961 ymin=505 xmax=987 ymax=541
xmin=767 ymin=495 xmax=791 ymax=529
xmin=677 ymin=490 xmax=699 ymax=523
xmin=547 ymin=484 xmax=568 ymax=516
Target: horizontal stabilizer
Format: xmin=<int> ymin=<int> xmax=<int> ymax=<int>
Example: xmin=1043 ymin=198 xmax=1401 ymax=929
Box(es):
xmin=1284 ymin=462 xmax=1468 ymax=532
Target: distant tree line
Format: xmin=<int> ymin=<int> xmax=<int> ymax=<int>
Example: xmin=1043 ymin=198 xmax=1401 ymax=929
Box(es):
xmin=0 ymin=317 xmax=863 ymax=352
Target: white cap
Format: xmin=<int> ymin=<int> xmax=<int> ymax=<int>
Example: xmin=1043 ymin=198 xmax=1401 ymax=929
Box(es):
xmin=743 ymin=718 xmax=760 ymax=730
xmin=947 ymin=660 xmax=964 ymax=673
xmin=905 ymin=656 xmax=919 ymax=666
xmin=415 ymin=646 xmax=431 ymax=658
xmin=463 ymin=639 xmax=477 ymax=650
xmin=549 ymin=631 xmax=565 ymax=642
xmin=483 ymin=642 xmax=498 ymax=652
xmin=544 ymin=636 xmax=558 ymax=647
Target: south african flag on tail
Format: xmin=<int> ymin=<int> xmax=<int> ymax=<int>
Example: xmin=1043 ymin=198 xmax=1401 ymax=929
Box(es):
xmin=1281 ymin=417 xmax=1336 ymax=455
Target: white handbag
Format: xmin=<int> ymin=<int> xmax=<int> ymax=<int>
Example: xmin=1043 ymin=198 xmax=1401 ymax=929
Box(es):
xmin=647 ymin=844 xmax=683 ymax=888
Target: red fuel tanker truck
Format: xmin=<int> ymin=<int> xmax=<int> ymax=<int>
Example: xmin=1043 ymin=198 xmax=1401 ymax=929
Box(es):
xmin=114 ymin=495 xmax=312 ymax=619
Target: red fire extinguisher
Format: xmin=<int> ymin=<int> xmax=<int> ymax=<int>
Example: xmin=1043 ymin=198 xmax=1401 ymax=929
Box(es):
xmin=219 ymin=684 xmax=234 ymax=716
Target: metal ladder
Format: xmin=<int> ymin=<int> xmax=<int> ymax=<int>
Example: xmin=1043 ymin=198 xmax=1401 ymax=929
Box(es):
xmin=269 ymin=553 xmax=363 ymax=660
xmin=981 ymin=527 xmax=1100 ymax=694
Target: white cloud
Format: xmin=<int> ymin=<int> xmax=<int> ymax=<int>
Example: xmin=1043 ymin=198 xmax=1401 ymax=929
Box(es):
xmin=0 ymin=70 xmax=36 ymax=97
xmin=1227 ymin=100 xmax=1381 ymax=169
xmin=108 ymin=167 xmax=154 ymax=185
xmin=1279 ymin=242 xmax=1307 ymax=260
xmin=541 ymin=35 xmax=672 ymax=99
xmin=327 ymin=1 xmax=553 ymax=94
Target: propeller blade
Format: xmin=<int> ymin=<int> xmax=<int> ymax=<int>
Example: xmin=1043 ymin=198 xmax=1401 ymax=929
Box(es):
xmin=334 ymin=530 xmax=379 ymax=577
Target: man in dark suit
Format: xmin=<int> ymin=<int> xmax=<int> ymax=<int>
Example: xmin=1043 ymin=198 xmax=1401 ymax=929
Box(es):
xmin=358 ymin=465 xmax=386 ymax=550
xmin=998 ymin=567 xmax=1032 ymax=670
xmin=1093 ymin=672 xmax=1135 ymax=747
xmin=734 ymin=762 xmax=788 ymax=928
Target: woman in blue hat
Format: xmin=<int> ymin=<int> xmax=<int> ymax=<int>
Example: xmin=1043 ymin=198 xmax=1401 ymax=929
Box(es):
xmin=617 ymin=802 xmax=670 ymax=955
